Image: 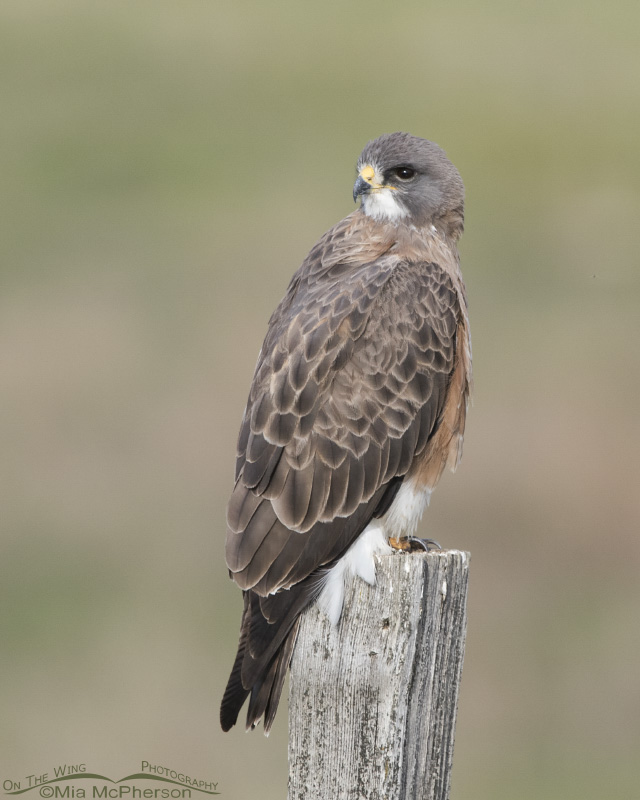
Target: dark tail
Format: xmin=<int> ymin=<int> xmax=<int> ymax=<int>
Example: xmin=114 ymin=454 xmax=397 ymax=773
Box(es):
xmin=220 ymin=582 xmax=315 ymax=733
xmin=220 ymin=593 xmax=251 ymax=732
xmin=220 ymin=480 xmax=404 ymax=732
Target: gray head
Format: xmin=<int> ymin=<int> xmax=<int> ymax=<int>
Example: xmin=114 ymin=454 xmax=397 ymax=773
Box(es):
xmin=353 ymin=132 xmax=464 ymax=232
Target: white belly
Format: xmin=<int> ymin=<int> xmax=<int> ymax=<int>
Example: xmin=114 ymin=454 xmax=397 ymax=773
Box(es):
xmin=317 ymin=481 xmax=432 ymax=625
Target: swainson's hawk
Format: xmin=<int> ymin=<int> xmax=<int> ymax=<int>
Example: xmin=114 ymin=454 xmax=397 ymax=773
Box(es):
xmin=220 ymin=132 xmax=472 ymax=733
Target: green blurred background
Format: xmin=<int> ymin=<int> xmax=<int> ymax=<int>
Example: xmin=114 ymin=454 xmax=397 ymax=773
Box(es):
xmin=1 ymin=1 xmax=639 ymax=798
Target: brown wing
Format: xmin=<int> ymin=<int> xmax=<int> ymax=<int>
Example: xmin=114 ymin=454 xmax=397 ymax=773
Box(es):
xmin=226 ymin=255 xmax=460 ymax=593
xmin=221 ymin=233 xmax=464 ymax=731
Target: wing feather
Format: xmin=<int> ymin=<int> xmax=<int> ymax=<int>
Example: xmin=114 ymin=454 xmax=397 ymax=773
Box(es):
xmin=270 ymin=459 xmax=315 ymax=530
xmin=222 ymin=218 xmax=470 ymax=731
xmin=229 ymin=256 xmax=463 ymax=577
xmin=226 ymin=500 xmax=278 ymax=573
xmin=232 ymin=515 xmax=292 ymax=591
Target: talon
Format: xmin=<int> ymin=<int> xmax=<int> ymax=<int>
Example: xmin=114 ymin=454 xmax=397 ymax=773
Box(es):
xmin=410 ymin=538 xmax=430 ymax=552
xmin=412 ymin=537 xmax=442 ymax=551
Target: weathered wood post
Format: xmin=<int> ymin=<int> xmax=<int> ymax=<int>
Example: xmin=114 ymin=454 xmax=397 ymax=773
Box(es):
xmin=288 ymin=550 xmax=469 ymax=800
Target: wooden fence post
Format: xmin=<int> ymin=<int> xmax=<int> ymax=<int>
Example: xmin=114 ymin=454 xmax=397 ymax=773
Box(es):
xmin=288 ymin=550 xmax=469 ymax=800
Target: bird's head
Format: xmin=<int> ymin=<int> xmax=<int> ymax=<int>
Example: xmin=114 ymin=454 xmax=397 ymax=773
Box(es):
xmin=353 ymin=132 xmax=464 ymax=232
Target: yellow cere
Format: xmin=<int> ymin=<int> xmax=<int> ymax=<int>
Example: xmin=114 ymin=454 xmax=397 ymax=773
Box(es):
xmin=358 ymin=163 xmax=397 ymax=191
xmin=359 ymin=165 xmax=376 ymax=183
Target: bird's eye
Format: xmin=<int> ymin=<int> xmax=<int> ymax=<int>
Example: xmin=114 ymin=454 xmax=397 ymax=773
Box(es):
xmin=393 ymin=167 xmax=416 ymax=181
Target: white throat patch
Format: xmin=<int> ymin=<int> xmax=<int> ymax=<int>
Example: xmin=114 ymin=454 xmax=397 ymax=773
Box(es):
xmin=361 ymin=189 xmax=409 ymax=223
xmin=357 ymin=161 xmax=410 ymax=223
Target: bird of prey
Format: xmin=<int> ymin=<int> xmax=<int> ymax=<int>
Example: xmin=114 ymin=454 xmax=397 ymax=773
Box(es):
xmin=220 ymin=132 xmax=472 ymax=733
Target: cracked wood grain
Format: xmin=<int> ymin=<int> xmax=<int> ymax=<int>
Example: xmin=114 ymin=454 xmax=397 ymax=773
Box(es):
xmin=288 ymin=550 xmax=469 ymax=800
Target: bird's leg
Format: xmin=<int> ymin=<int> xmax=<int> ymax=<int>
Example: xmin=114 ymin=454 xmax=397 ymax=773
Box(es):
xmin=389 ymin=536 xmax=442 ymax=553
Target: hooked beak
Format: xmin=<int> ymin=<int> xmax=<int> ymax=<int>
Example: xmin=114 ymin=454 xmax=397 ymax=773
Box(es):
xmin=353 ymin=175 xmax=370 ymax=202
xmin=353 ymin=164 xmax=386 ymax=203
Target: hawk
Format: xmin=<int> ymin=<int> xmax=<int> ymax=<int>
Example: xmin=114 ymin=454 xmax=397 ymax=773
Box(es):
xmin=220 ymin=132 xmax=472 ymax=733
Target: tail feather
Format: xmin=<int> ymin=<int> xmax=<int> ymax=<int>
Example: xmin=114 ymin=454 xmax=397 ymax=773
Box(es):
xmin=220 ymin=593 xmax=251 ymax=732
xmin=220 ymin=581 xmax=315 ymax=733
xmin=246 ymin=651 xmax=279 ymax=731
xmin=221 ymin=482 xmax=402 ymax=732
xmin=245 ymin=618 xmax=301 ymax=733
xmin=261 ymin=617 xmax=301 ymax=733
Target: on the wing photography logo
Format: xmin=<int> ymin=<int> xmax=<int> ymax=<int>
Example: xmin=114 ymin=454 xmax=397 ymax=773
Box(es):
xmin=2 ymin=763 xmax=220 ymax=799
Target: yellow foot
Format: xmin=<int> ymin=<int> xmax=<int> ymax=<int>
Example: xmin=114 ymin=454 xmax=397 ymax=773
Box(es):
xmin=389 ymin=537 xmax=412 ymax=551
xmin=389 ymin=536 xmax=442 ymax=553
